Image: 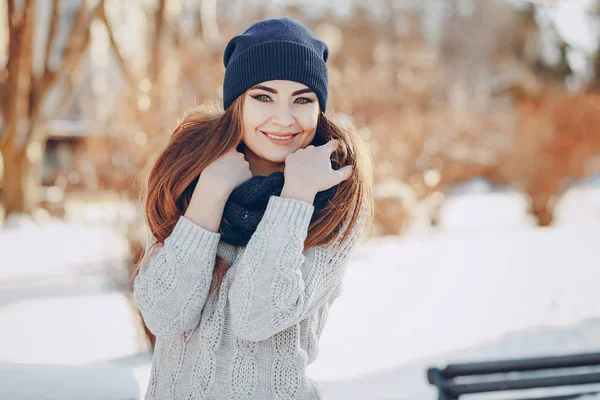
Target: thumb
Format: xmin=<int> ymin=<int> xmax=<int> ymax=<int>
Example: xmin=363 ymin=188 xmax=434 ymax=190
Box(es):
xmin=333 ymin=165 xmax=354 ymax=185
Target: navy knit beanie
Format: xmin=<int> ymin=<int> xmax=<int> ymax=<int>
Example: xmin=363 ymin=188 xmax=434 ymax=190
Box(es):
xmin=222 ymin=17 xmax=329 ymax=112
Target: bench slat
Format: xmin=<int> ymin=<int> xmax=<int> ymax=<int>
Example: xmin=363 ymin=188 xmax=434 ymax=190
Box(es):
xmin=443 ymin=353 xmax=600 ymax=378
xmin=447 ymin=371 xmax=600 ymax=396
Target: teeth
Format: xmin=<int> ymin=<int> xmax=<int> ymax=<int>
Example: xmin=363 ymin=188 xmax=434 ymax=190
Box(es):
xmin=266 ymin=133 xmax=293 ymax=140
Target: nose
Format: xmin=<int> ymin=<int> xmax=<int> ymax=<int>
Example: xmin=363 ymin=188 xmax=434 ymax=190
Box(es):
xmin=272 ymin=103 xmax=295 ymax=127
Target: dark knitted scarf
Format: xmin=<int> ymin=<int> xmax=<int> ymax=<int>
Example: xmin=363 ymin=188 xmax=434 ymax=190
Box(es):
xmin=219 ymin=171 xmax=336 ymax=247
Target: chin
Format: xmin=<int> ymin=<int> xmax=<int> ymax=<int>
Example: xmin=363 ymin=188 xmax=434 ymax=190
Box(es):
xmin=260 ymin=150 xmax=291 ymax=164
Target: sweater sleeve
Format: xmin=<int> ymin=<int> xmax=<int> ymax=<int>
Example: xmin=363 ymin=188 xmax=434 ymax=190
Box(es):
xmin=132 ymin=215 xmax=221 ymax=339
xmin=228 ymin=195 xmax=366 ymax=342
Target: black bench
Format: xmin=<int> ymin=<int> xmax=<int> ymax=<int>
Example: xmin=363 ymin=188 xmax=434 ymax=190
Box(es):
xmin=427 ymin=352 xmax=600 ymax=400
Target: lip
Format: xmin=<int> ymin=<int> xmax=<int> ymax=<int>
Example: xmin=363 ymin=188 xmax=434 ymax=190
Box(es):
xmin=261 ymin=131 xmax=300 ymax=145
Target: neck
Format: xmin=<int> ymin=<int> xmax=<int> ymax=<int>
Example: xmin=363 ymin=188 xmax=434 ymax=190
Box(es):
xmin=243 ymin=148 xmax=284 ymax=177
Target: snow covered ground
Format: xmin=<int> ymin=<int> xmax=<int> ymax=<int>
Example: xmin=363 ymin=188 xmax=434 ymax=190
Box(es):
xmin=310 ymin=224 xmax=600 ymax=399
xmin=310 ymin=184 xmax=600 ymax=399
xmin=0 ymin=186 xmax=599 ymax=399
xmin=0 ymin=221 xmax=151 ymax=400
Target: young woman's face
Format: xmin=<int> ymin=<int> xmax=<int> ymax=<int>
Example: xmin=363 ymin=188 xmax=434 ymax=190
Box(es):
xmin=241 ymin=80 xmax=320 ymax=174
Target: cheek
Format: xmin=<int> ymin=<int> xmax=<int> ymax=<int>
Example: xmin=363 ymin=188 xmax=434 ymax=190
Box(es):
xmin=242 ymin=105 xmax=265 ymax=137
xmin=298 ymin=109 xmax=319 ymax=139
xmin=296 ymin=105 xmax=318 ymax=128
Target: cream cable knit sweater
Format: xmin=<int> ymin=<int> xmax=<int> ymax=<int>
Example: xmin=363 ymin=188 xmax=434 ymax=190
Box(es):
xmin=133 ymin=195 xmax=366 ymax=400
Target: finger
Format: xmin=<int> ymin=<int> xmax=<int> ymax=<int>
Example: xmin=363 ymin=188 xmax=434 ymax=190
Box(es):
xmin=324 ymin=139 xmax=339 ymax=153
xmin=332 ymin=165 xmax=353 ymax=185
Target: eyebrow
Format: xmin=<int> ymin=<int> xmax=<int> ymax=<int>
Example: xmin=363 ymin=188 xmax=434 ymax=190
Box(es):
xmin=249 ymin=84 xmax=314 ymax=96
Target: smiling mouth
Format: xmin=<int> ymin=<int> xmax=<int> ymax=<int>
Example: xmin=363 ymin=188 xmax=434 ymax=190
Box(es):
xmin=261 ymin=131 xmax=300 ymax=141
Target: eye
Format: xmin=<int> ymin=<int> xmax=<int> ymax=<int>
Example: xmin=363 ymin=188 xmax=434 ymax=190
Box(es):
xmin=252 ymin=94 xmax=272 ymax=102
xmin=295 ymin=97 xmax=314 ymax=104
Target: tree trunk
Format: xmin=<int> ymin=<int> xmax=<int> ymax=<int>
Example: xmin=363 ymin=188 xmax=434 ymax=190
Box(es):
xmin=528 ymin=192 xmax=555 ymax=227
xmin=1 ymin=140 xmax=44 ymax=217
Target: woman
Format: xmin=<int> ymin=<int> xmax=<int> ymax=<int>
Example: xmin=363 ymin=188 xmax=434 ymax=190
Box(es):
xmin=133 ymin=17 xmax=374 ymax=399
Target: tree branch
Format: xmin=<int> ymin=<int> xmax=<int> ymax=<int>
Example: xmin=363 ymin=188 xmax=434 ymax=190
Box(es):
xmin=57 ymin=64 xmax=84 ymax=117
xmin=7 ymin=0 xmax=33 ymax=31
xmin=24 ymin=0 xmax=104 ymax=147
xmin=149 ymin=0 xmax=166 ymax=83
xmin=0 ymin=0 xmax=12 ymax=123
xmin=44 ymin=0 xmax=60 ymax=76
xmin=1 ymin=0 xmax=35 ymax=152
xmin=164 ymin=14 xmax=182 ymax=49
xmin=6 ymin=0 xmax=21 ymax=72
xmin=7 ymin=0 xmax=16 ymax=26
xmin=34 ymin=0 xmax=87 ymax=107
xmin=200 ymin=0 xmax=221 ymax=49
xmin=30 ymin=0 xmax=59 ymax=113
xmin=99 ymin=4 xmax=138 ymax=90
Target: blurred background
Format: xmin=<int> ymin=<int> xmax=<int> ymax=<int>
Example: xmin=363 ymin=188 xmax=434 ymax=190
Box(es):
xmin=1 ymin=0 xmax=600 ymax=399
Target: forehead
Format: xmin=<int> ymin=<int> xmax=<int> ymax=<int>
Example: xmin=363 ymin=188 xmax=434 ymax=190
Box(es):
xmin=252 ymin=80 xmax=310 ymax=92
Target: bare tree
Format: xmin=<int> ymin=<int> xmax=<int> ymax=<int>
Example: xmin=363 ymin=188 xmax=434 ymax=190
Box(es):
xmin=0 ymin=0 xmax=104 ymax=221
xmin=87 ymin=0 xmax=227 ymax=199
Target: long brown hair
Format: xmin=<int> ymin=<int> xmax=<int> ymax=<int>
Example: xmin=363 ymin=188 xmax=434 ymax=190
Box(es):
xmin=132 ymin=93 xmax=374 ymax=295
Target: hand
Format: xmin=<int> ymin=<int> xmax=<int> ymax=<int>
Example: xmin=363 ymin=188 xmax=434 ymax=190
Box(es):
xmin=184 ymin=148 xmax=251 ymax=231
xmin=198 ymin=147 xmax=252 ymax=199
xmin=281 ymin=139 xmax=353 ymax=204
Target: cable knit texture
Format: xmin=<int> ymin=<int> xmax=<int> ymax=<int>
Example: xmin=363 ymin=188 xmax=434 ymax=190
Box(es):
xmin=133 ymin=195 xmax=366 ymax=400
